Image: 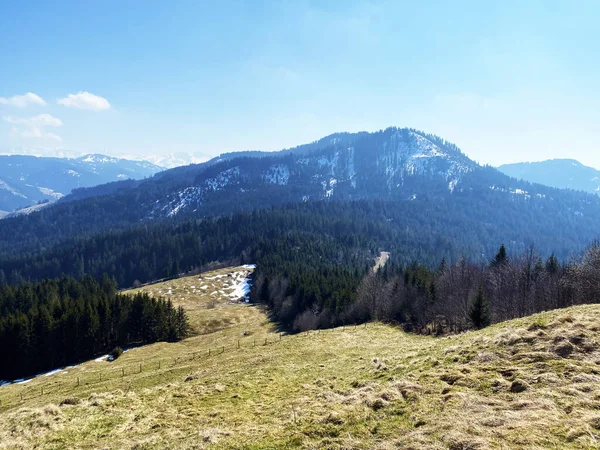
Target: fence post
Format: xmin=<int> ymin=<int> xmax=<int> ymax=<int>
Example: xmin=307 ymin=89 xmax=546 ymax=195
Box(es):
xmin=264 ymin=338 xmax=267 ymax=345
xmin=77 ymin=377 xmax=80 ymax=387
xmin=159 ymin=361 xmax=161 ymax=370
xmin=208 ymin=348 xmax=211 ymax=356
xmin=20 ymin=392 xmax=23 ymax=401
xmin=139 ymin=363 xmax=142 ymax=374
xmin=122 ymin=368 xmax=125 ymax=378
xmin=222 ymin=346 xmax=224 ymax=354
xmin=237 ymin=340 xmax=240 ymax=349
xmin=41 ymin=387 xmax=43 ymax=396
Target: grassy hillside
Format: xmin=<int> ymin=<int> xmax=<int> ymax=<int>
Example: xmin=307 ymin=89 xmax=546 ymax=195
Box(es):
xmin=1 ymin=266 xmax=600 ymax=449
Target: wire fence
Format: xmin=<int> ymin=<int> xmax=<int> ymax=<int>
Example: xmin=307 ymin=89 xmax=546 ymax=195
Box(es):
xmin=0 ymin=323 xmax=371 ymax=411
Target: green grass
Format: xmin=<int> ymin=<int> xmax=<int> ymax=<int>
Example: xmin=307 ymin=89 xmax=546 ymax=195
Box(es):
xmin=2 ymin=266 xmax=600 ymax=448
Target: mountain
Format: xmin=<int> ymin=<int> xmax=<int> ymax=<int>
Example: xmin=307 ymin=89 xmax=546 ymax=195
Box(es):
xmin=498 ymin=159 xmax=600 ymax=194
xmin=0 ymin=154 xmax=163 ymax=212
xmin=1 ymin=127 xmax=600 ymax=260
xmin=129 ymin=152 xmax=210 ymax=168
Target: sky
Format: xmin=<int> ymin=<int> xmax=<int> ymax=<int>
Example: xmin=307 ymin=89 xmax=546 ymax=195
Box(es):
xmin=0 ymin=0 xmax=599 ymax=168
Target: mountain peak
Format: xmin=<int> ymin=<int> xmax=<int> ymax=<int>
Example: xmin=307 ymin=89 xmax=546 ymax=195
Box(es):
xmin=499 ymin=158 xmax=600 ymax=194
xmin=77 ymin=154 xmax=120 ymax=164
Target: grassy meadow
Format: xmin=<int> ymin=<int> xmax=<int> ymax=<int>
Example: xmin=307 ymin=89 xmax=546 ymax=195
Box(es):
xmin=1 ymin=266 xmax=600 ymax=448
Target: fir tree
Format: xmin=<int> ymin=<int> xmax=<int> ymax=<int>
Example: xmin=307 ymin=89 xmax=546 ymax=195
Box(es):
xmin=470 ymin=286 xmax=491 ymax=329
xmin=491 ymin=244 xmax=509 ymax=267
xmin=545 ymin=252 xmax=559 ymax=274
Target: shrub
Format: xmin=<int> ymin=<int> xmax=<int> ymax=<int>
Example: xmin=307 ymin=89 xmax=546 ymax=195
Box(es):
xmin=109 ymin=346 xmax=123 ymax=361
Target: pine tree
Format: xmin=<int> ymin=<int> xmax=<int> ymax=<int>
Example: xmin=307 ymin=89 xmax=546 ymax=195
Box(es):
xmin=491 ymin=244 xmax=509 ymax=267
xmin=470 ymin=286 xmax=491 ymax=329
xmin=438 ymin=257 xmax=447 ymax=274
xmin=545 ymin=252 xmax=559 ymax=274
xmin=175 ymin=306 xmax=189 ymax=340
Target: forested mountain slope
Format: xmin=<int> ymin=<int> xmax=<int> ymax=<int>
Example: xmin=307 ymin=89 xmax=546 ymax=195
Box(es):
xmin=0 ymin=127 xmax=599 ymax=259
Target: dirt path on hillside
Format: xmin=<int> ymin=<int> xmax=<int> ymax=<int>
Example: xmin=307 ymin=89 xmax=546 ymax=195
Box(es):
xmin=373 ymin=251 xmax=390 ymax=272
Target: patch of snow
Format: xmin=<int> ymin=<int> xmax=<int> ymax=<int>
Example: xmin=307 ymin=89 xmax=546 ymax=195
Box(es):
xmin=380 ymin=131 xmax=474 ymax=188
xmin=347 ymin=147 xmax=357 ymax=188
xmin=230 ymin=273 xmax=253 ymax=302
xmin=205 ymin=166 xmax=240 ymax=191
xmin=66 ymin=169 xmax=80 ymax=177
xmin=117 ymin=173 xmax=128 ymax=179
xmin=38 ymin=186 xmax=64 ymax=199
xmin=0 ymin=179 xmax=27 ymax=198
xmin=242 ymin=264 xmax=256 ymax=269
xmin=94 ymin=355 xmax=109 ymax=362
xmin=164 ymin=186 xmax=203 ymax=217
xmin=262 ymin=164 xmax=290 ymax=185
xmin=80 ymin=154 xmax=119 ymax=164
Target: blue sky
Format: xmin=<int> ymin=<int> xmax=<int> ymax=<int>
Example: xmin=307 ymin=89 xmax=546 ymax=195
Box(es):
xmin=1 ymin=0 xmax=599 ymax=167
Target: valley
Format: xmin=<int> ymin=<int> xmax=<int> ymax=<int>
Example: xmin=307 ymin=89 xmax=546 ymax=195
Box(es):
xmin=2 ymin=266 xmax=600 ymax=449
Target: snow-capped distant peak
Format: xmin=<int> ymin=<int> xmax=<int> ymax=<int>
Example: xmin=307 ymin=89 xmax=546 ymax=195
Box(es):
xmin=132 ymin=153 xmax=208 ymax=169
xmin=78 ymin=154 xmax=120 ymax=164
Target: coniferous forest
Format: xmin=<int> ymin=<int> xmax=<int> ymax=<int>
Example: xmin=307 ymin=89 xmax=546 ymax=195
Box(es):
xmin=3 ymin=199 xmax=600 ymax=381
xmin=0 ymin=276 xmax=188 ymax=381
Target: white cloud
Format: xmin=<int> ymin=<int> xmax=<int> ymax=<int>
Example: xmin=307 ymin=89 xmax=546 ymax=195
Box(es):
xmin=57 ymin=91 xmax=110 ymax=111
xmin=0 ymin=92 xmax=47 ymax=108
xmin=4 ymin=113 xmax=63 ymax=127
xmin=3 ymin=113 xmax=63 ymax=142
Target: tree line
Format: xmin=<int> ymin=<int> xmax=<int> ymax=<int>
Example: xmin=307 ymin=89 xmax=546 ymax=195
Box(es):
xmin=268 ymin=242 xmax=600 ymax=333
xmin=0 ymin=275 xmax=189 ymax=381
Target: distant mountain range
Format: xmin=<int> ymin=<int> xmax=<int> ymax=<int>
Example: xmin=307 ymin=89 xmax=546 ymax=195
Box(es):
xmin=498 ymin=159 xmax=600 ymax=195
xmin=2 ymin=127 xmax=600 ymax=262
xmin=0 ymin=154 xmax=163 ymax=213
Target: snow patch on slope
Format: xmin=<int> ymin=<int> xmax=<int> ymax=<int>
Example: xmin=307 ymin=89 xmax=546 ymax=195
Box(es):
xmin=205 ymin=166 xmax=240 ymax=191
xmin=38 ymin=186 xmax=64 ymax=199
xmin=164 ymin=186 xmax=203 ymax=217
xmin=0 ymin=179 xmax=27 ymax=198
xmin=262 ymin=164 xmax=290 ymax=185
